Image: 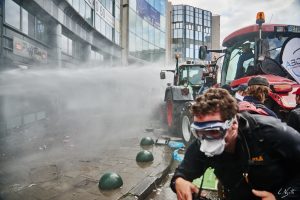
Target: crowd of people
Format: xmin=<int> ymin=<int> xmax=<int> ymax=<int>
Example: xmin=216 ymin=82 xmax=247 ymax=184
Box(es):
xmin=170 ymin=76 xmax=300 ymax=200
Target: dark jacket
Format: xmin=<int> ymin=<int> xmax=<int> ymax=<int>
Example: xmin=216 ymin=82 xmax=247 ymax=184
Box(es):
xmin=243 ymin=96 xmax=278 ymax=118
xmin=287 ymin=105 xmax=300 ymax=133
xmin=171 ymin=113 xmax=300 ymax=200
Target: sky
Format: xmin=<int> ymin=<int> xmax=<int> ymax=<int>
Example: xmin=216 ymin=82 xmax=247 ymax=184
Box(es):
xmin=170 ymin=0 xmax=300 ymax=46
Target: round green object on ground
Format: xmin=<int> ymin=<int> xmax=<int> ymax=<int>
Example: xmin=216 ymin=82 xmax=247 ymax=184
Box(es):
xmin=98 ymin=172 xmax=123 ymax=190
xmin=140 ymin=137 xmax=154 ymax=146
xmin=136 ymin=150 xmax=154 ymax=162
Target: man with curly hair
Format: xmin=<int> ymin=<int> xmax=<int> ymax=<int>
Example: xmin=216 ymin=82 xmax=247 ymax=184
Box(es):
xmin=170 ymin=88 xmax=300 ymax=200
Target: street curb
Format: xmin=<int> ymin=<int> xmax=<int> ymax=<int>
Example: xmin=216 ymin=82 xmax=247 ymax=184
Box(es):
xmin=118 ymin=148 xmax=173 ymax=200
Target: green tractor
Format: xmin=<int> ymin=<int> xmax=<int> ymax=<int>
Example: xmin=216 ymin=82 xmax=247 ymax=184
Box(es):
xmin=160 ymin=56 xmax=218 ymax=144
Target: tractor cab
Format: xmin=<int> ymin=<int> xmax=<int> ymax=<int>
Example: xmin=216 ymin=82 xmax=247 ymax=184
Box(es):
xmin=177 ymin=64 xmax=204 ymax=86
xmin=221 ymin=27 xmax=298 ymax=86
xmin=160 ymin=59 xmax=208 ymax=99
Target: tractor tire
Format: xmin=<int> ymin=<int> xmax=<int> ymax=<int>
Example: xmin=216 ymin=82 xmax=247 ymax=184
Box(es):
xmin=179 ymin=104 xmax=195 ymax=146
xmin=165 ymin=92 xmax=181 ymax=134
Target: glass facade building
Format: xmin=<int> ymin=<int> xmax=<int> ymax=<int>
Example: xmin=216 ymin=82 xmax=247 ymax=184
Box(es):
xmin=172 ymin=5 xmax=212 ymax=61
xmin=1 ymin=0 xmax=121 ymax=69
xmin=0 ymin=0 xmax=122 ymax=133
xmin=67 ymin=0 xmax=120 ymax=46
xmin=65 ymin=0 xmax=121 ymax=64
xmin=128 ymin=0 xmax=166 ymax=62
xmin=4 ymin=0 xmax=48 ymax=44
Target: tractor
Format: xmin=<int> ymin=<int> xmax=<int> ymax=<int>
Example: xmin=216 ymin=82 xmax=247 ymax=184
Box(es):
xmin=160 ymin=55 xmax=218 ymax=144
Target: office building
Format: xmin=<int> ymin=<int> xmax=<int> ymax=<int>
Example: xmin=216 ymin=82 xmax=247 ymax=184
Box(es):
xmin=0 ymin=0 xmax=168 ymax=134
xmin=122 ymin=0 xmax=167 ymax=64
xmin=0 ymin=0 xmax=122 ymax=69
xmin=169 ymin=4 xmax=217 ymax=63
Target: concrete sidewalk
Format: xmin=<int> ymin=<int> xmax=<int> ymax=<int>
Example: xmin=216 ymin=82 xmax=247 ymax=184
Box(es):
xmin=0 ymin=135 xmax=174 ymax=200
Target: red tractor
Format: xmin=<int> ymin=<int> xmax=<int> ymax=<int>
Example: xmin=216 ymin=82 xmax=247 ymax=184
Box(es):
xmin=200 ymin=12 xmax=300 ymax=120
xmin=165 ymin=12 xmax=300 ymax=145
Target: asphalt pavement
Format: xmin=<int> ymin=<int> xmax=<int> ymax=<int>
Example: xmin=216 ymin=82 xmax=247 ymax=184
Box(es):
xmin=0 ymin=124 xmax=177 ymax=200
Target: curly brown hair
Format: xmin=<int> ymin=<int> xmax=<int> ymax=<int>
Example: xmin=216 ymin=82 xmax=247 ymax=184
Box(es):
xmin=191 ymin=88 xmax=238 ymax=120
xmin=245 ymin=85 xmax=270 ymax=102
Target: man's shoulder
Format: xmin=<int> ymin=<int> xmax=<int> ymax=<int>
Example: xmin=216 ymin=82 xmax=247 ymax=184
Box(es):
xmin=238 ymin=101 xmax=269 ymax=116
xmin=292 ymin=107 xmax=300 ymax=114
xmin=238 ymin=112 xmax=281 ymax=129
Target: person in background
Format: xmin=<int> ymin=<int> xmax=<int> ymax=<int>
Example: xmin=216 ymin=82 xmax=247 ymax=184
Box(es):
xmin=170 ymin=88 xmax=300 ymax=200
xmin=287 ymin=88 xmax=300 ymax=133
xmin=221 ymin=84 xmax=234 ymax=95
xmin=242 ymin=76 xmax=278 ymax=118
xmin=232 ymin=84 xmax=247 ymax=102
xmin=235 ymin=43 xmax=254 ymax=79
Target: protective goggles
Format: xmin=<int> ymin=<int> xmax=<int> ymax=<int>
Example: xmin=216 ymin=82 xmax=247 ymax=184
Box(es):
xmin=191 ymin=119 xmax=234 ymax=140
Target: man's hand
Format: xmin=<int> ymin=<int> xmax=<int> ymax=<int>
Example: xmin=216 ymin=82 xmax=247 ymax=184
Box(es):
xmin=252 ymin=189 xmax=276 ymax=200
xmin=175 ymin=177 xmax=199 ymax=200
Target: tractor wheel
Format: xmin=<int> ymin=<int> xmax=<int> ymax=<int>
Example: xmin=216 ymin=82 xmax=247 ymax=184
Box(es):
xmin=166 ymin=93 xmax=174 ymax=129
xmin=179 ymin=105 xmax=195 ymax=146
xmin=165 ymin=92 xmax=180 ymax=133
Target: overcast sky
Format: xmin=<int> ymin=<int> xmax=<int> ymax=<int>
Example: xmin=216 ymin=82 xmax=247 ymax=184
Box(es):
xmin=170 ymin=0 xmax=300 ymax=46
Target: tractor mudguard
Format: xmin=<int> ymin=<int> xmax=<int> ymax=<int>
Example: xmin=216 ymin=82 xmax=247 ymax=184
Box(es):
xmin=165 ymin=86 xmax=194 ymax=101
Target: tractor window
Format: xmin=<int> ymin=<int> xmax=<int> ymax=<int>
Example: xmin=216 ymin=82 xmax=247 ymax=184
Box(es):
xmin=182 ymin=71 xmax=188 ymax=84
xmin=226 ymin=48 xmax=239 ymax=82
xmin=178 ymin=65 xmax=204 ymax=85
xmin=179 ymin=67 xmax=188 ymax=85
xmin=225 ymin=42 xmax=255 ymax=83
xmin=263 ymin=37 xmax=287 ymax=62
xmin=189 ymin=67 xmax=203 ymax=85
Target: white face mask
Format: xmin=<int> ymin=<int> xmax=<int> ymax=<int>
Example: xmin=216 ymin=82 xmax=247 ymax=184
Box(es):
xmin=235 ymin=92 xmax=244 ymax=101
xmin=200 ymin=138 xmax=226 ymax=157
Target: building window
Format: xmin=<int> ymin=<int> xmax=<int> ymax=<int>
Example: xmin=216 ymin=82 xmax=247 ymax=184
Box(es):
xmin=155 ymin=28 xmax=160 ymax=46
xmin=128 ymin=0 xmax=166 ymax=62
xmin=128 ymin=0 xmax=135 ymax=11
xmin=5 ymin=1 xmax=47 ymax=43
xmin=79 ymin=0 xmax=85 ymax=17
xmin=5 ymin=0 xmax=20 ymax=29
xmin=136 ymin=16 xmax=142 ymax=37
xmin=73 ymin=0 xmax=80 ymax=12
xmin=91 ymin=50 xmax=104 ymax=61
xmin=100 ymin=18 xmax=105 ymax=35
xmin=107 ymin=0 xmax=113 ymax=14
xmin=95 ymin=14 xmax=100 ymax=31
xmin=22 ymin=9 xmax=29 ymax=34
xmin=129 ymin=9 xmax=136 ymax=33
xmin=160 ymin=31 xmax=165 ymax=48
xmin=3 ymin=37 xmax=13 ymax=49
xmin=85 ymin=2 xmax=93 ymax=25
xmin=136 ymin=37 xmax=142 ymax=52
xmin=115 ymin=5 xmax=120 ymax=19
xmin=129 ymin=32 xmax=136 ymax=52
xmin=141 ymin=40 xmax=148 ymax=52
xmin=105 ymin=23 xmax=112 ymax=40
xmin=28 ymin=13 xmax=35 ymax=38
xmin=36 ymin=19 xmax=46 ymax=43
xmin=73 ymin=41 xmax=83 ymax=58
xmin=115 ymin=30 xmax=120 ymax=45
xmin=142 ymin=20 xmax=149 ymax=41
xmin=149 ymin=26 xmax=154 ymax=44
xmin=62 ymin=34 xmax=73 ymax=56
